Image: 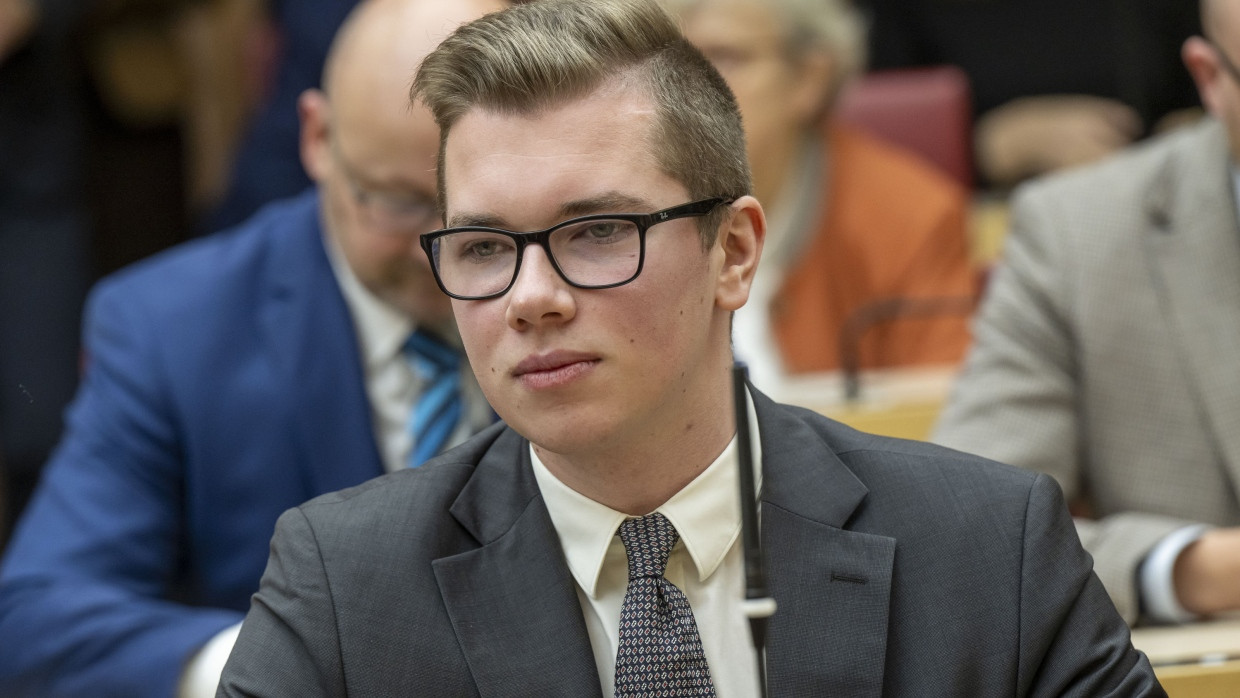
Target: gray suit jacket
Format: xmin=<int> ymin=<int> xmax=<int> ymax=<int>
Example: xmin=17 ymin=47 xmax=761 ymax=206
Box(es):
xmin=219 ymin=393 xmax=1160 ymax=696
xmin=935 ymin=118 xmax=1240 ymax=624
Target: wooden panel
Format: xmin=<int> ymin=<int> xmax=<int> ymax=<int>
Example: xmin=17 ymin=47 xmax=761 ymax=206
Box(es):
xmin=1132 ymin=616 xmax=1240 ymax=697
xmin=779 ymin=365 xmax=958 ymax=442
xmin=1155 ymin=662 xmax=1240 ymax=697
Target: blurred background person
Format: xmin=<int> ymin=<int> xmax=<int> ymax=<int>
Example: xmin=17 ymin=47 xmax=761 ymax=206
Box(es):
xmin=201 ymin=0 xmax=360 ymax=232
xmin=861 ymin=0 xmax=1203 ymax=189
xmin=0 ymin=1 xmax=503 ymax=695
xmin=0 ymin=0 xmax=95 ymax=550
xmin=935 ymin=0 xmax=1240 ymax=626
xmin=665 ymin=0 xmax=977 ymax=394
xmin=0 ymin=0 xmax=274 ymax=545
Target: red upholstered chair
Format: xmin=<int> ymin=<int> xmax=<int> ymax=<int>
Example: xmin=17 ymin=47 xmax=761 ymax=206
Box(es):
xmin=835 ymin=66 xmax=974 ymax=189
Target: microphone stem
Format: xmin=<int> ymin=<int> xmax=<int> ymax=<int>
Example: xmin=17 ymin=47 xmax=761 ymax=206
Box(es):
xmin=732 ymin=363 xmax=775 ymax=698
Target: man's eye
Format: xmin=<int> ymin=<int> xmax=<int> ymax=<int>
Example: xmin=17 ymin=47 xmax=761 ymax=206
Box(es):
xmin=460 ymin=236 xmax=514 ymax=261
xmin=569 ymin=221 xmax=635 ymax=245
xmin=586 ymin=222 xmax=623 ymax=239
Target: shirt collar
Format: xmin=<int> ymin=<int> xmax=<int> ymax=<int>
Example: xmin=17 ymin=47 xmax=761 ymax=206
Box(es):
xmin=531 ymin=387 xmax=764 ymax=598
xmin=322 ymin=229 xmax=413 ymax=369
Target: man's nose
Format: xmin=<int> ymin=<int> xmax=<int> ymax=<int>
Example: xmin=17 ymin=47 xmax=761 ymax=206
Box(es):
xmin=505 ymin=244 xmax=576 ymax=329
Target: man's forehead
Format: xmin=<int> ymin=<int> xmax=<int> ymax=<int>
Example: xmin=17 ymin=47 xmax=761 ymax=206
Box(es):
xmin=444 ymin=192 xmax=660 ymax=229
xmin=439 ymin=84 xmax=674 ymax=223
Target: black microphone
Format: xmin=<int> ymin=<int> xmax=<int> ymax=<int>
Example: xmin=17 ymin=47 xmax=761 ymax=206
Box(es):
xmin=732 ymin=362 xmax=775 ymax=698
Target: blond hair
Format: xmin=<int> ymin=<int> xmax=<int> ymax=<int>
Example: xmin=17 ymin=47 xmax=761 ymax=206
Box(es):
xmin=412 ymin=0 xmax=751 ymax=246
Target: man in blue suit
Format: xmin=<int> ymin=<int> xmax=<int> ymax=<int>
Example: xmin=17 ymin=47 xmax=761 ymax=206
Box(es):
xmin=0 ymin=1 xmax=503 ymax=695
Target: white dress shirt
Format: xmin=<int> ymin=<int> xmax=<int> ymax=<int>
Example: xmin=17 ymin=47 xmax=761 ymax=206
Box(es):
xmin=531 ymin=390 xmax=765 ymax=698
xmin=324 ymin=231 xmax=492 ymax=472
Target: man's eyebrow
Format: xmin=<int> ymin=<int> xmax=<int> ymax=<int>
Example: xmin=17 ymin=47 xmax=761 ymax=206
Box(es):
xmin=446 ymin=192 xmax=657 ymax=230
xmin=445 ymin=212 xmax=506 ymax=228
xmin=559 ymin=193 xmax=653 ymax=218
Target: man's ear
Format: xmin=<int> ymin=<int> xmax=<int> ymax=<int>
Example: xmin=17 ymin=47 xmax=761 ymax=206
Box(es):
xmin=715 ymin=196 xmax=765 ymax=312
xmin=298 ymin=88 xmax=333 ymax=183
xmin=1183 ymin=37 xmax=1224 ymax=118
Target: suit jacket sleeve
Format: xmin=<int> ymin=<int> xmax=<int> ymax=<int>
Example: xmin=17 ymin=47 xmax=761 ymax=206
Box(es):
xmin=0 ymin=281 xmax=243 ymax=697
xmin=217 ymin=507 xmax=346 ymax=698
xmin=933 ymin=183 xmax=1197 ymax=624
xmin=1018 ymin=474 xmax=1165 ymax=697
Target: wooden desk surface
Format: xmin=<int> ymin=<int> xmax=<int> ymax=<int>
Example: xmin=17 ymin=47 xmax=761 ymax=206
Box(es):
xmin=775 ymin=365 xmax=958 ymax=442
xmin=1131 ymin=617 xmax=1240 ymax=696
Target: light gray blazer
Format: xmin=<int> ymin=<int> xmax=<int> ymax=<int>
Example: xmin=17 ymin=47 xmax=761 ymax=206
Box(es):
xmin=935 ymin=118 xmax=1240 ymax=624
xmin=218 ymin=392 xmax=1158 ymax=696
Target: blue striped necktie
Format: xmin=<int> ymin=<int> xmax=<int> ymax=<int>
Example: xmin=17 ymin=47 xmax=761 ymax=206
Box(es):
xmin=403 ymin=329 xmax=464 ymax=467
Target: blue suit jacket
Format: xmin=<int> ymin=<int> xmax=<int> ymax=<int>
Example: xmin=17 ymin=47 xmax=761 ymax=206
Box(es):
xmin=0 ymin=190 xmax=385 ymax=697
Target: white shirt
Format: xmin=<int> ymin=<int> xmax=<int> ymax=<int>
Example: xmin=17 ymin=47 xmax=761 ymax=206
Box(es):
xmin=324 ymin=230 xmax=491 ymax=472
xmin=531 ymin=390 xmax=765 ymax=698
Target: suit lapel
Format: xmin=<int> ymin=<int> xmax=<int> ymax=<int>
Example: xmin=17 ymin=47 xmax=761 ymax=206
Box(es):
xmin=433 ymin=393 xmax=894 ymax=696
xmin=436 ymin=430 xmax=603 ymax=698
xmin=261 ymin=192 xmax=384 ymax=497
xmin=754 ymin=393 xmax=895 ymax=697
xmin=1144 ymin=121 xmax=1240 ymax=482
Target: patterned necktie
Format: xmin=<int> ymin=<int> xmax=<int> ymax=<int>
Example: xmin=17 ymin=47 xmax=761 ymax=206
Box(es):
xmin=614 ymin=513 xmax=717 ymax=697
xmin=403 ymin=329 xmax=463 ymax=467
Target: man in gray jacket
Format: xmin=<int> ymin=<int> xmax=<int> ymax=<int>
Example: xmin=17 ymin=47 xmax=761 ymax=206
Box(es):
xmin=937 ymin=0 xmax=1240 ymax=626
xmin=220 ymin=1 xmax=1161 ymax=694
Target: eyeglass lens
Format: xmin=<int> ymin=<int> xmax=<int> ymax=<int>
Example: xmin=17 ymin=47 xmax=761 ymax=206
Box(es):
xmin=431 ymin=218 xmax=642 ymax=298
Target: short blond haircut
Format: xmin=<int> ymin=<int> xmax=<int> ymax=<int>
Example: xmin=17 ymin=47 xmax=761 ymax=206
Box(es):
xmin=412 ymin=0 xmax=751 ymax=247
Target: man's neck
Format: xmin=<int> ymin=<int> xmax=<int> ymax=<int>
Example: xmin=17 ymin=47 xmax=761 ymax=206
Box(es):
xmin=532 ymin=373 xmax=737 ymax=515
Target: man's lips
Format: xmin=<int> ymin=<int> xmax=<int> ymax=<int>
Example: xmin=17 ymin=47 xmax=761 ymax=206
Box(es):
xmin=512 ymin=350 xmax=600 ymax=377
xmin=512 ymin=351 xmax=600 ymax=390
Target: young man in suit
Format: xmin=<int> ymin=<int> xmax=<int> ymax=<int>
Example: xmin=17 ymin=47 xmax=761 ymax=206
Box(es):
xmin=0 ymin=1 xmax=503 ymax=696
xmin=220 ymin=1 xmax=1162 ymax=695
xmin=936 ymin=0 xmax=1240 ymax=627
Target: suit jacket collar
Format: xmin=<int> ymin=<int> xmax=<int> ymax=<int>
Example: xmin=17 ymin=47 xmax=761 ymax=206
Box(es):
xmin=437 ymin=428 xmax=604 ymax=697
xmin=439 ymin=393 xmax=895 ymax=696
xmin=1144 ymin=119 xmax=1240 ymax=480
xmin=261 ymin=190 xmax=385 ymax=496
xmin=752 ymin=391 xmax=894 ymax=697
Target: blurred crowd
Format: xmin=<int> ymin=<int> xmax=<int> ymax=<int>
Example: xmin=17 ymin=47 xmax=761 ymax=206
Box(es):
xmin=0 ymin=0 xmax=357 ymax=539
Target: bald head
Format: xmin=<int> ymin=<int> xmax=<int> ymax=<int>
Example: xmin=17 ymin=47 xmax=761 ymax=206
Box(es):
xmin=299 ymin=0 xmax=508 ymax=328
xmin=325 ymin=0 xmax=507 ymax=119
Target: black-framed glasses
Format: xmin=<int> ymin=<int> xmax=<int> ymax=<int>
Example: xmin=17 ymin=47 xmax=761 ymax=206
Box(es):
xmin=419 ymin=197 xmax=734 ymax=300
xmin=1207 ymin=36 xmax=1240 ymax=84
xmin=330 ymin=137 xmax=439 ymax=235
